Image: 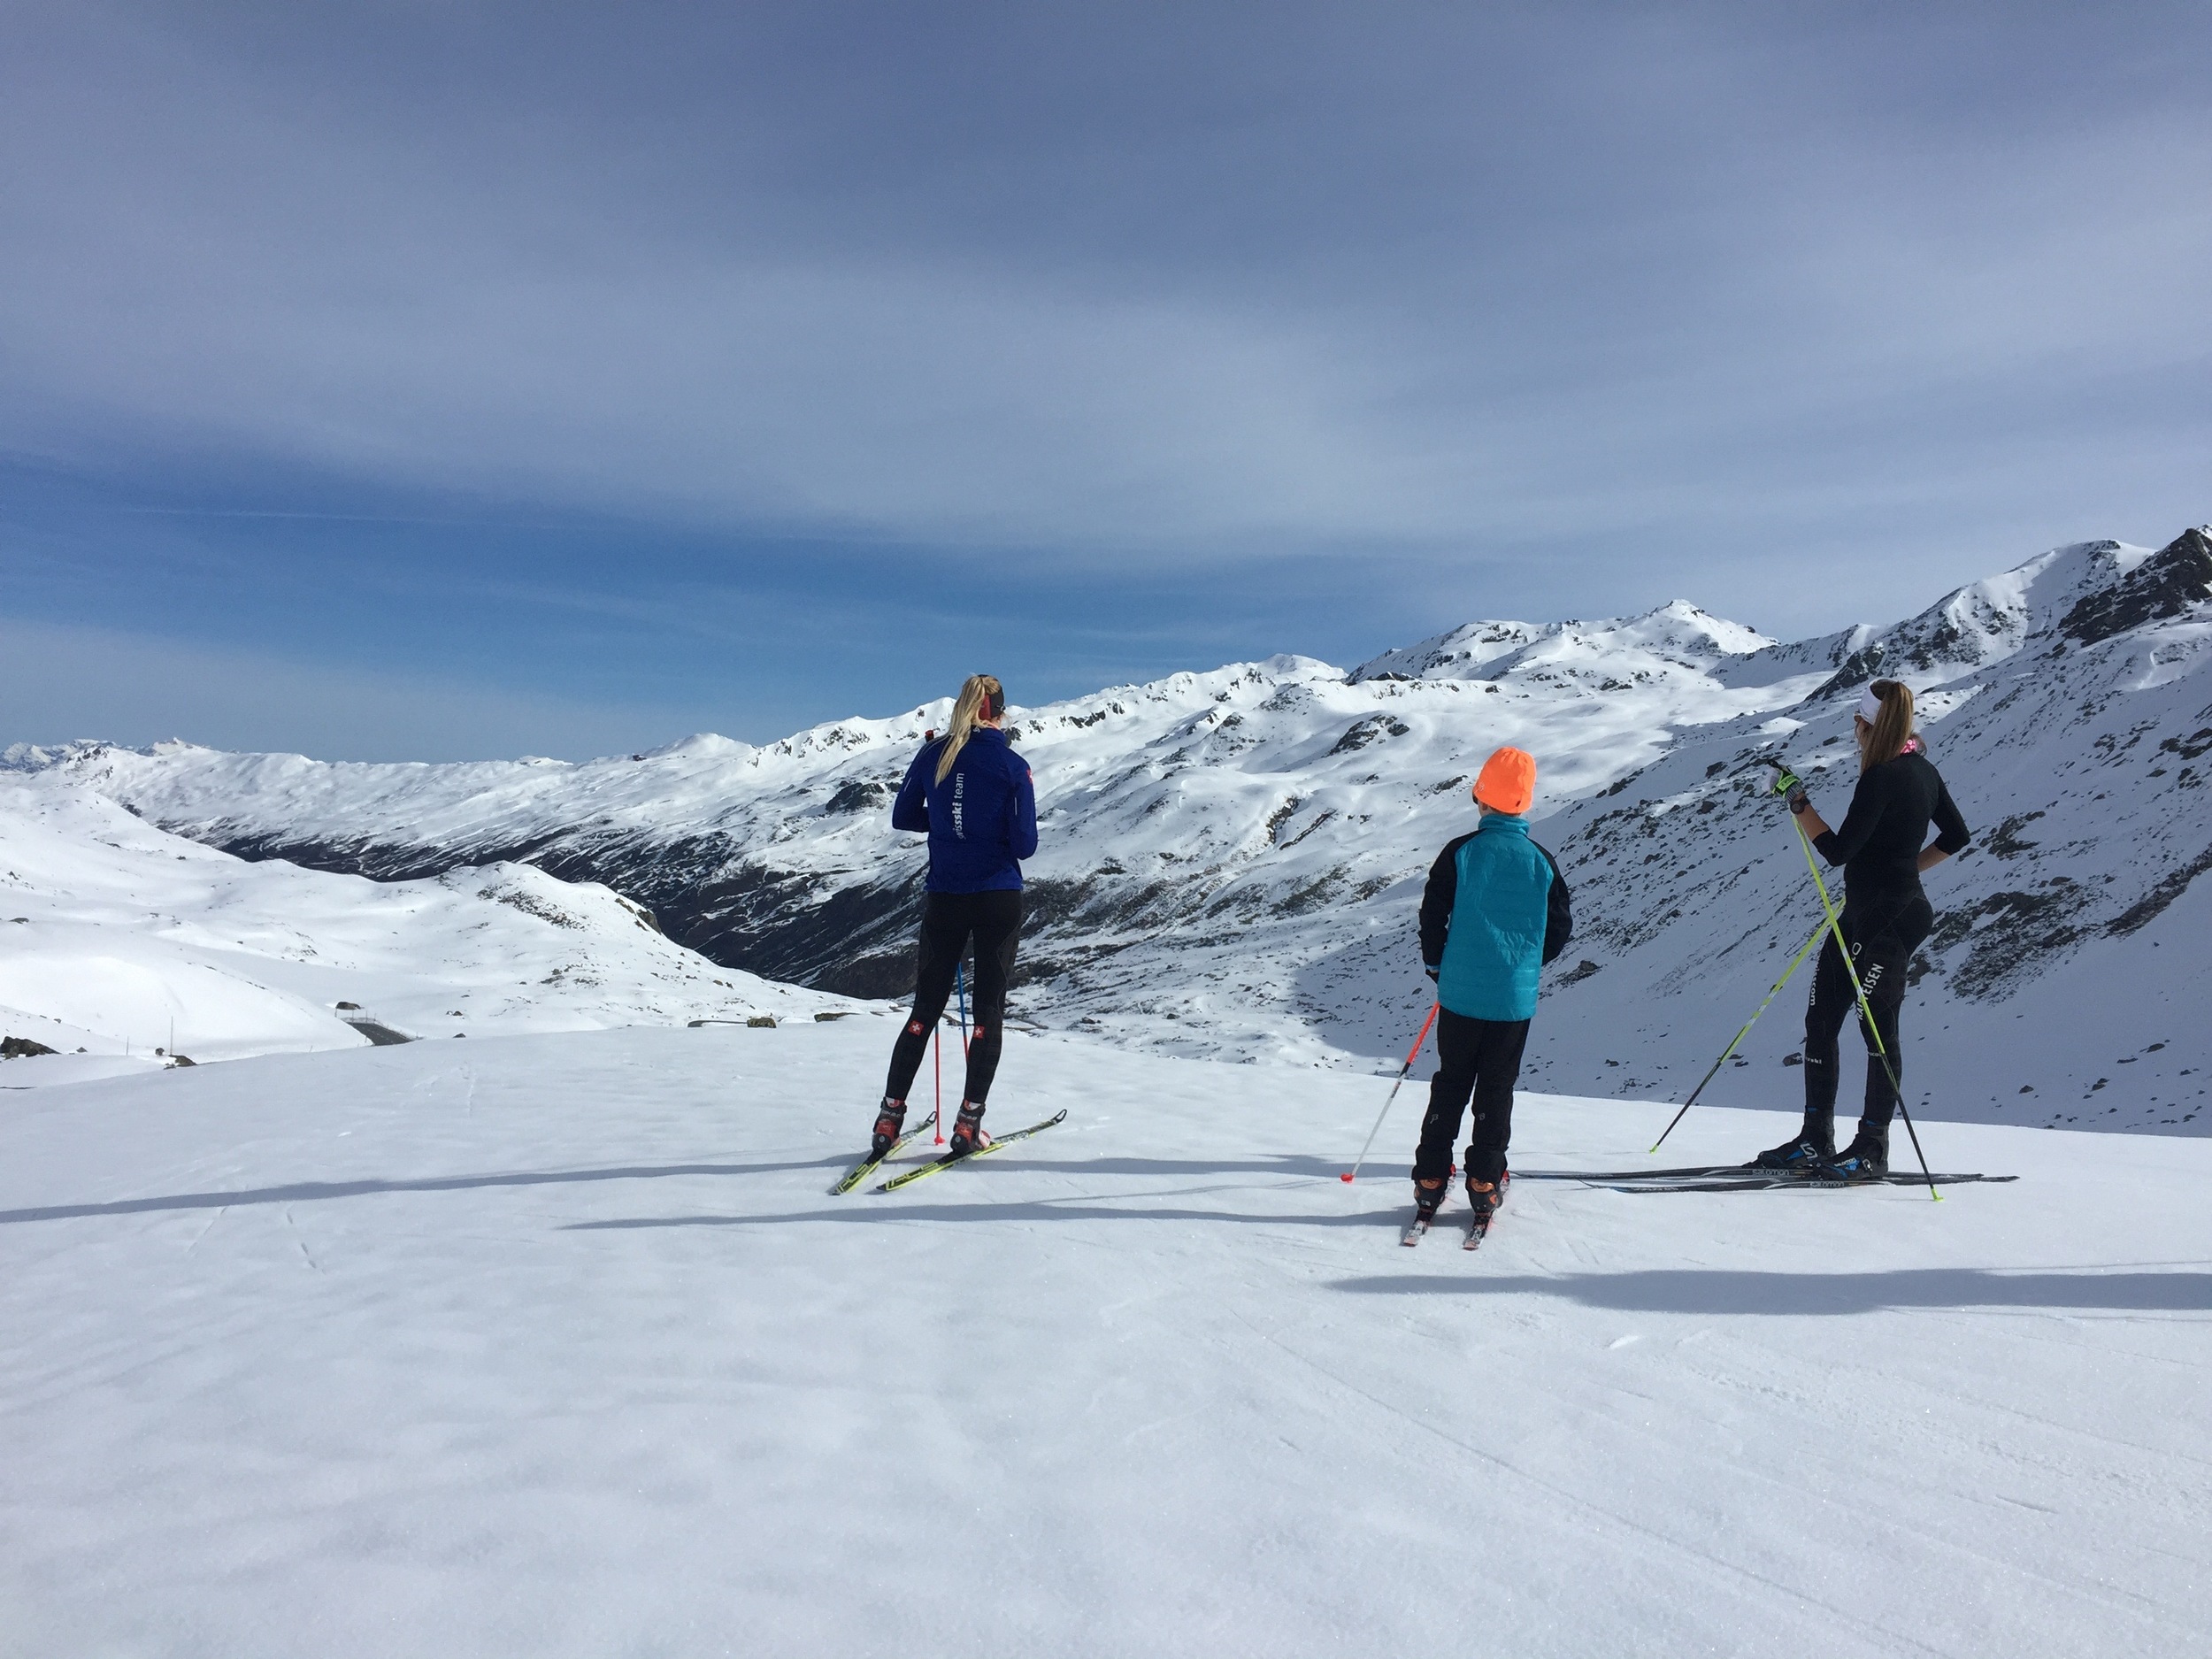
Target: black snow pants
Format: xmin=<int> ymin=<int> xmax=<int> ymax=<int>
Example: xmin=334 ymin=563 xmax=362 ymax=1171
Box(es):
xmin=1411 ymin=1008 xmax=1530 ymax=1187
xmin=1802 ymin=892 xmax=1933 ymax=1127
xmin=883 ymin=890 xmax=1023 ymax=1109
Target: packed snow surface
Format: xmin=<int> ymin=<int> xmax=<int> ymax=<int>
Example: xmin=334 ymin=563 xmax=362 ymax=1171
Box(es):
xmin=3 ymin=1022 xmax=2207 ymax=1656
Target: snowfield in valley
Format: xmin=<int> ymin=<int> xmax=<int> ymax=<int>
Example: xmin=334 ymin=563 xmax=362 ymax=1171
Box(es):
xmin=0 ymin=772 xmax=852 ymax=1075
xmin=2 ymin=1023 xmax=2206 ymax=1657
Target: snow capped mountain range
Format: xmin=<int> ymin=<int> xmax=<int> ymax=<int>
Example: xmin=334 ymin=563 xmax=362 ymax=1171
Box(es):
xmin=9 ymin=527 xmax=2209 ymax=1134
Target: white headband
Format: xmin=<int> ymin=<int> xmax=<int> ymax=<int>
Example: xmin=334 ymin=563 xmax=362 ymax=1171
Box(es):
xmin=1856 ymin=685 xmax=1886 ymax=724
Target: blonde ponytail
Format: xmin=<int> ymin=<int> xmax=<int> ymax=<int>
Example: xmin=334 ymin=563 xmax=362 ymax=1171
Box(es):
xmin=1861 ymin=679 xmax=1915 ymax=771
xmin=934 ymin=674 xmax=1005 ymax=784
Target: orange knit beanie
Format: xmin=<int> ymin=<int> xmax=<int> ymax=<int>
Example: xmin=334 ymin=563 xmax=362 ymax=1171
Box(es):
xmin=1472 ymin=746 xmax=1537 ymax=816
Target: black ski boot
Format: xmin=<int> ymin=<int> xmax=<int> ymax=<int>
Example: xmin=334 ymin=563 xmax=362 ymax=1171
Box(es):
xmin=1824 ymin=1122 xmax=1890 ymax=1182
xmin=869 ymin=1099 xmax=909 ymax=1160
xmin=1464 ymin=1155 xmax=1509 ymax=1225
xmin=948 ymin=1102 xmax=991 ymax=1156
xmin=1412 ymin=1176 xmax=1448 ymax=1222
xmin=1752 ymin=1112 xmax=1835 ymax=1172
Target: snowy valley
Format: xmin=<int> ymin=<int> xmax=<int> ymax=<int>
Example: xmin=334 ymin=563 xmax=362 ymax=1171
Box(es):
xmin=0 ymin=772 xmax=850 ymax=1086
xmin=11 ymin=527 xmax=2208 ymax=1133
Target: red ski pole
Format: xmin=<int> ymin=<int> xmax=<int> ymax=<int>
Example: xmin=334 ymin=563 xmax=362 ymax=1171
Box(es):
xmin=1342 ymin=1003 xmax=1440 ymax=1183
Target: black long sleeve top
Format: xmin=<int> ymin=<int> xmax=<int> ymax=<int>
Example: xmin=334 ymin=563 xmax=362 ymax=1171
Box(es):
xmin=1811 ymin=750 xmax=1970 ymax=905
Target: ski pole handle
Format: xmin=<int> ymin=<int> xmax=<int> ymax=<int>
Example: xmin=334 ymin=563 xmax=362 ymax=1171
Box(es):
xmin=1342 ymin=1002 xmax=1440 ymax=1184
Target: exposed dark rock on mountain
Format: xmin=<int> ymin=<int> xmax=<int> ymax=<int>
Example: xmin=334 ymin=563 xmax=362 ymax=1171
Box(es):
xmin=11 ymin=528 xmax=2210 ymax=1129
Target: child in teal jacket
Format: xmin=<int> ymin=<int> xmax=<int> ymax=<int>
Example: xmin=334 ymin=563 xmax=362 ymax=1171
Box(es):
xmin=1413 ymin=746 xmax=1572 ymax=1226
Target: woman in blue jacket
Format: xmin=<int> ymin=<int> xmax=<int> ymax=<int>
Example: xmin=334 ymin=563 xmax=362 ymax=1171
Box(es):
xmin=868 ymin=674 xmax=1039 ymax=1158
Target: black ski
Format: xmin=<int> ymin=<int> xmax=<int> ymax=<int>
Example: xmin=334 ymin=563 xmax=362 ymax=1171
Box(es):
xmin=1517 ymin=1166 xmax=2015 ymax=1187
xmin=1599 ymin=1171 xmax=2017 ymax=1194
xmin=1516 ymin=1164 xmax=1782 ymax=1182
xmin=873 ymin=1110 xmax=1069 ymax=1193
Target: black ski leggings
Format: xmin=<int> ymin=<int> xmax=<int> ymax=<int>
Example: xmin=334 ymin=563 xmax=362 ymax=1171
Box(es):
xmin=1412 ymin=1009 xmax=1530 ymax=1187
xmin=883 ymin=890 xmax=1023 ymax=1109
xmin=1803 ymin=894 xmax=1933 ymax=1127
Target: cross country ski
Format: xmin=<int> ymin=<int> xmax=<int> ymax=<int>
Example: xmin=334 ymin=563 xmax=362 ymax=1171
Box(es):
xmin=873 ymin=1110 xmax=1070 ymax=1193
xmin=828 ymin=1125 xmax=932 ymax=1194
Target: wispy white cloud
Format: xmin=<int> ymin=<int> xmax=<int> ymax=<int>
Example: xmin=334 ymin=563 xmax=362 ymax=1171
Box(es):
xmin=0 ymin=1 xmax=2206 ymax=754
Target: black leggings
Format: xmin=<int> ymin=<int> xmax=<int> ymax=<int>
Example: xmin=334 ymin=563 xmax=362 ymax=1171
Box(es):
xmin=883 ymin=890 xmax=1023 ymax=1108
xmin=1412 ymin=1009 xmax=1530 ymax=1187
xmin=1803 ymin=894 xmax=1933 ymax=1126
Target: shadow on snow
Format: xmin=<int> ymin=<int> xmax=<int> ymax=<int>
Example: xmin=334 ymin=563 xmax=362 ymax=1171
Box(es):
xmin=1330 ymin=1268 xmax=2212 ymax=1315
xmin=564 ymin=1197 xmax=1397 ymax=1232
xmin=0 ymin=1157 xmax=849 ymax=1225
xmin=0 ymin=1154 xmax=1341 ymax=1225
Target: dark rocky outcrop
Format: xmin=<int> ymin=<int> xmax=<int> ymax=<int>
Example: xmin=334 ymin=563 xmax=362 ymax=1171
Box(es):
xmin=2061 ymin=528 xmax=2212 ymax=645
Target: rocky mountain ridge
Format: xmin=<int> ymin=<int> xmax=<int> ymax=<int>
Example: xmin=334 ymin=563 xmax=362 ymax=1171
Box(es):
xmin=10 ymin=526 xmax=2209 ymax=1132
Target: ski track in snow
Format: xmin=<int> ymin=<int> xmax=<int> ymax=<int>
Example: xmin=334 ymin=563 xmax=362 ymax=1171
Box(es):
xmin=1 ymin=1023 xmax=2206 ymax=1657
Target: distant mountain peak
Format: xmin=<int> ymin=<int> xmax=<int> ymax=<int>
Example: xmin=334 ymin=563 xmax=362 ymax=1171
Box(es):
xmin=2057 ymin=526 xmax=2212 ymax=646
xmin=12 ymin=525 xmax=2211 ymax=1131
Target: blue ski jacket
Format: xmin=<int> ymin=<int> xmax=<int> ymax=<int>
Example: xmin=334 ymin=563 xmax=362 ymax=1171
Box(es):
xmin=891 ymin=726 xmax=1039 ymax=893
xmin=1418 ymin=813 xmax=1572 ymax=1023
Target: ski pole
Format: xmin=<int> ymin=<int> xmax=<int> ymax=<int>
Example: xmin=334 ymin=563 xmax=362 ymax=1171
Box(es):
xmin=1650 ymin=915 xmax=1828 ymax=1154
xmin=932 ymin=1025 xmax=943 ymax=1143
xmin=1341 ymin=1002 xmax=1440 ymax=1184
xmin=956 ymin=958 xmax=971 ymax=1059
xmin=1793 ymin=818 xmax=1941 ymax=1201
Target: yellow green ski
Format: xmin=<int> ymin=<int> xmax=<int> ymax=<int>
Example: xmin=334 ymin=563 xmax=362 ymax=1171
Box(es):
xmin=873 ymin=1110 xmax=1068 ymax=1193
xmin=829 ymin=1125 xmax=931 ymax=1195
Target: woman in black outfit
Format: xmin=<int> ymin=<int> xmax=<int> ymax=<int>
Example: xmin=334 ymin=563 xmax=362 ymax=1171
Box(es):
xmin=1757 ymin=679 xmax=1971 ymax=1176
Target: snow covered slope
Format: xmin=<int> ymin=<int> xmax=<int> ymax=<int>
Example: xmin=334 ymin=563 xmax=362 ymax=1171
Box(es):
xmin=1503 ymin=530 xmax=2212 ymax=1132
xmin=11 ymin=528 xmax=2209 ymax=1129
xmin=1 ymin=1025 xmax=2206 ymax=1657
xmin=6 ymin=646 xmax=1824 ymax=1061
xmin=0 ymin=772 xmax=848 ymax=1069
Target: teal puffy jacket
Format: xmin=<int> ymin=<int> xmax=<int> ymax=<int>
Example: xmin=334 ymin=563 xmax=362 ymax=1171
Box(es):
xmin=1418 ymin=814 xmax=1572 ymax=1022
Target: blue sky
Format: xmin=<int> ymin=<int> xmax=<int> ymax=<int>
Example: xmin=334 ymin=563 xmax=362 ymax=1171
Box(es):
xmin=4 ymin=2 xmax=2207 ymax=759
